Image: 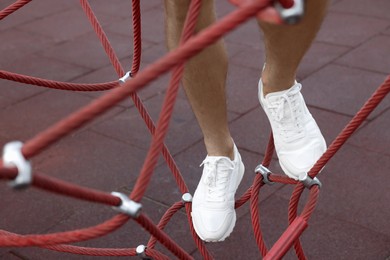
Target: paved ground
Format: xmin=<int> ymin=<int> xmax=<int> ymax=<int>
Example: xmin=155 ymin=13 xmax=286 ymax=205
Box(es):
xmin=0 ymin=0 xmax=389 ymax=259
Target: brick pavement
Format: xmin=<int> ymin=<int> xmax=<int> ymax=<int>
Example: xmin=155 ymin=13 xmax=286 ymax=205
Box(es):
xmin=0 ymin=0 xmax=389 ymax=259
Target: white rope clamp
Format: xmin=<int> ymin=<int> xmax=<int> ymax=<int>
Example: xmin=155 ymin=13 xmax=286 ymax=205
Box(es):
xmin=255 ymin=164 xmax=274 ymax=185
xmin=111 ymin=192 xmax=142 ymax=217
xmin=300 ymin=175 xmax=322 ymax=189
xmin=182 ymin=193 xmax=192 ymax=203
xmin=2 ymin=141 xmax=32 ymax=189
xmin=119 ymin=71 xmax=132 ymax=83
xmin=136 ymin=245 xmax=152 ymax=260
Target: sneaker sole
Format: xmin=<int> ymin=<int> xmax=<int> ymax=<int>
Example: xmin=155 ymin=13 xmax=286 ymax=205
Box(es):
xmin=202 ymin=160 xmax=245 ymax=242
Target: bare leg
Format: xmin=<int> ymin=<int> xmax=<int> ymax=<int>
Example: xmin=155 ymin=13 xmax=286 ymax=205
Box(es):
xmin=164 ymin=0 xmax=233 ymax=159
xmin=259 ymin=0 xmax=329 ymax=96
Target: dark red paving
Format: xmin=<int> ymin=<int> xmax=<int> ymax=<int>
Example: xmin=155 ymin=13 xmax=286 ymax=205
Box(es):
xmin=1 ymin=0 xmax=390 ymax=259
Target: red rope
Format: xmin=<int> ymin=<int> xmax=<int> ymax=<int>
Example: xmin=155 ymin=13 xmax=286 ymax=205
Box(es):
xmin=287 ymin=183 xmax=306 ymax=259
xmin=32 ymin=173 xmax=120 ymax=206
xmin=45 ymin=245 xmax=137 ymax=257
xmin=0 ymin=0 xmax=32 ymax=20
xmin=130 ymin=0 xmax=142 ymax=76
xmin=0 ymin=70 xmax=117 ymax=91
xmin=0 ymin=229 xmax=170 ymax=258
xmin=250 ymin=174 xmax=269 ymax=256
xmin=0 ymin=214 xmax=129 ymax=246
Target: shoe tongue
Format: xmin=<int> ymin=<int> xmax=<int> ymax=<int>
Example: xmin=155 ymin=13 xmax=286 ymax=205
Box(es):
xmin=201 ymin=156 xmax=234 ymax=175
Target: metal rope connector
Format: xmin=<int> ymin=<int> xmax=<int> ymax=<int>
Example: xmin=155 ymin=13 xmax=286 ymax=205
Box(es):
xmin=136 ymin=245 xmax=152 ymax=260
xmin=111 ymin=192 xmax=142 ymax=218
xmin=119 ymin=71 xmax=132 ymax=83
xmin=182 ymin=193 xmax=192 ymax=203
xmin=2 ymin=141 xmax=32 ymax=189
xmin=255 ymin=164 xmax=274 ymax=185
xmin=275 ymin=0 xmax=305 ymax=25
xmin=300 ymin=175 xmax=322 ymax=189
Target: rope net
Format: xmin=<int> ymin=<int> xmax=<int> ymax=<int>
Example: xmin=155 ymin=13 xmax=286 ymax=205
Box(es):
xmin=0 ymin=0 xmax=389 ymax=259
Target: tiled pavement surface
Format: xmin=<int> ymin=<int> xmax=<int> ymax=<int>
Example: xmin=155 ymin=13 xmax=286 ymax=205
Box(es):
xmin=0 ymin=0 xmax=389 ymax=259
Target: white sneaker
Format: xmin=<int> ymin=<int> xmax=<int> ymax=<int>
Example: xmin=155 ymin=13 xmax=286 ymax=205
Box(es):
xmin=191 ymin=144 xmax=244 ymax=242
xmin=258 ymin=79 xmax=326 ymax=180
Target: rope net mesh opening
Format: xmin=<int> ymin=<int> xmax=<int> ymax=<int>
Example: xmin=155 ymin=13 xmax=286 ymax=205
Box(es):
xmin=0 ymin=0 xmax=389 ymax=259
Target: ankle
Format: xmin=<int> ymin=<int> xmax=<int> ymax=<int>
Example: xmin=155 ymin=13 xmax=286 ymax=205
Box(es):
xmin=204 ymin=137 xmax=234 ymax=160
xmin=261 ymin=78 xmax=296 ymax=97
xmin=261 ymin=66 xmax=296 ymax=96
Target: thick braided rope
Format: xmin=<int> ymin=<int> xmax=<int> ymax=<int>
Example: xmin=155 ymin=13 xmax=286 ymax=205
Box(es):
xmin=0 ymin=0 xmax=32 ymax=20
xmin=0 ymin=214 xmax=129 ymax=246
xmin=287 ymin=183 xmax=306 ymax=259
xmin=0 ymin=70 xmax=117 ymax=91
xmin=250 ymin=134 xmax=276 ymax=256
xmin=0 ymin=230 xmax=169 ymax=259
xmin=130 ymin=0 xmax=142 ymax=76
xmin=250 ymin=175 xmax=268 ymax=256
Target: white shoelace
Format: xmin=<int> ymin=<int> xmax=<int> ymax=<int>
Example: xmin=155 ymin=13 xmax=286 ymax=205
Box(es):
xmin=267 ymin=85 xmax=305 ymax=142
xmin=200 ymin=158 xmax=234 ymax=202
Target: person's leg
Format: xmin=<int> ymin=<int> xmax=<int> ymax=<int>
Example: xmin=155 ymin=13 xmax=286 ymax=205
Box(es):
xmin=164 ymin=0 xmax=244 ymax=242
xmin=259 ymin=0 xmax=329 ymax=95
xmin=164 ymin=0 xmax=233 ymax=159
xmin=258 ymin=0 xmax=329 ymax=180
